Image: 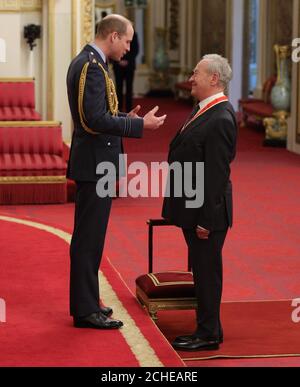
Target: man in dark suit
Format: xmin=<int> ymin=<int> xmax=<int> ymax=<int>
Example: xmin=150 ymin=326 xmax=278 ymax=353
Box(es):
xmin=67 ymin=14 xmax=166 ymax=329
xmin=162 ymin=54 xmax=237 ymax=350
xmin=113 ymin=31 xmax=139 ymax=112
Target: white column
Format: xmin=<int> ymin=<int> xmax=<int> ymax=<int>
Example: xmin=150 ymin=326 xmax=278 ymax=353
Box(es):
xmin=0 ymin=38 xmax=6 ymax=63
xmin=253 ymin=0 xmax=268 ymax=98
xmin=228 ymin=0 xmax=244 ymax=110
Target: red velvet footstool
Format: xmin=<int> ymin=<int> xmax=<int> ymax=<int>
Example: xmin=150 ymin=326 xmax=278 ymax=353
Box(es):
xmin=136 ymin=219 xmax=197 ymax=321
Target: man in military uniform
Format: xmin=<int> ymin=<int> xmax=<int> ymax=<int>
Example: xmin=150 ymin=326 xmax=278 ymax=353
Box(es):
xmin=67 ymin=14 xmax=166 ymax=329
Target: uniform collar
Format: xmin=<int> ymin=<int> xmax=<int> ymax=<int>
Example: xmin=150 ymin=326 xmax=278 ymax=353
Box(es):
xmin=89 ymin=42 xmax=107 ymax=64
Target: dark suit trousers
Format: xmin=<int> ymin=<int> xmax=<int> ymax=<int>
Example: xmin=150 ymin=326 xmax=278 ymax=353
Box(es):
xmin=114 ymin=67 xmax=135 ymax=112
xmin=70 ymin=181 xmax=112 ymax=317
xmin=182 ymin=228 xmax=228 ymax=339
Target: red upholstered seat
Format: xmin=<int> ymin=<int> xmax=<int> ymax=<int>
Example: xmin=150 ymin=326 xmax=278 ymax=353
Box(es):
xmin=0 ymin=122 xmax=67 ymax=204
xmin=239 ymin=75 xmax=276 ymax=127
xmin=135 ymin=219 xmax=197 ymax=320
xmin=0 ymin=107 xmax=41 ymax=121
xmin=0 ymin=78 xmax=41 ymax=121
xmin=175 ymin=81 xmax=192 ymax=91
xmin=136 ymin=272 xmax=195 ymax=298
xmin=174 ymin=80 xmax=194 ymax=101
xmin=242 ymin=102 xmax=274 ymax=117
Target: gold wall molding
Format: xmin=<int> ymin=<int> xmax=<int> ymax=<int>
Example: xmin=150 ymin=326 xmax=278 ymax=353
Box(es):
xmin=81 ymin=0 xmax=93 ymax=47
xmin=72 ymin=0 xmax=78 ymax=58
xmin=297 ymin=1 xmax=300 ymax=144
xmin=0 ymin=176 xmax=66 ymax=184
xmin=47 ymin=0 xmax=54 ymax=121
xmin=0 ymin=0 xmax=42 ymax=12
xmin=0 ymin=120 xmax=61 ymax=127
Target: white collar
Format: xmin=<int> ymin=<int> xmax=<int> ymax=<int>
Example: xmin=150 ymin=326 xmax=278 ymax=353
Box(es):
xmin=198 ymin=92 xmax=225 ymax=111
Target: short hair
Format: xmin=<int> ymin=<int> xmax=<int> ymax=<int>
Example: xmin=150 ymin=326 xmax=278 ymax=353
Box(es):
xmin=95 ymin=14 xmax=131 ymax=39
xmin=202 ymin=54 xmax=232 ymax=93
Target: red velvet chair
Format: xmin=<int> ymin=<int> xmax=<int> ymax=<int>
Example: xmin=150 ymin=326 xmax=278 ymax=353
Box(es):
xmin=174 ymin=80 xmax=193 ymax=100
xmin=0 ymin=78 xmax=41 ymax=121
xmin=0 ymin=121 xmax=67 ymax=204
xmin=239 ymin=76 xmax=276 ymax=127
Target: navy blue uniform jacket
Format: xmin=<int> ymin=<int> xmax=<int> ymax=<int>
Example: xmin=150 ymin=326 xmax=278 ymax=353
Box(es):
xmin=162 ymin=101 xmax=237 ymax=231
xmin=66 ymin=44 xmax=144 ymax=182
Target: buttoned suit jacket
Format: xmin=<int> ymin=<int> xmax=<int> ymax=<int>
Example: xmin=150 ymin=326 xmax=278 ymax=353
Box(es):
xmin=66 ymin=44 xmax=144 ymax=182
xmin=162 ymin=101 xmax=238 ymax=231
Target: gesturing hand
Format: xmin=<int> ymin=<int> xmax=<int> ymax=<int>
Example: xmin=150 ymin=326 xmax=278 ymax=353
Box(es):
xmin=127 ymin=105 xmax=141 ymax=118
xmin=143 ymin=106 xmax=167 ymax=130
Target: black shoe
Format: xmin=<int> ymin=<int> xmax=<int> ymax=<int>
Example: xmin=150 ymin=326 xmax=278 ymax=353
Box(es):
xmin=100 ymin=305 xmax=113 ymax=317
xmin=73 ymin=312 xmax=123 ymax=329
xmin=174 ymin=333 xmax=223 ymax=344
xmin=172 ymin=336 xmax=220 ymax=351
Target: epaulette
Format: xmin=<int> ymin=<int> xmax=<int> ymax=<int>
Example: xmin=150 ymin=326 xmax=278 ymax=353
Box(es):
xmin=88 ymin=51 xmax=97 ymax=64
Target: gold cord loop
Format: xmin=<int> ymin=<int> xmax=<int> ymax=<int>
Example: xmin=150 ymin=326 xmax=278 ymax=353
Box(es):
xmin=78 ymin=61 xmax=119 ymax=135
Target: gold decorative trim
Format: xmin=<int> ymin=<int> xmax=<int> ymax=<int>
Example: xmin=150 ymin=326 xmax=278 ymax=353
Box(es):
xmin=0 ymin=176 xmax=66 ymax=185
xmin=0 ymin=216 xmax=165 ymax=367
xmin=0 ymin=121 xmax=61 ymax=127
xmin=226 ymin=0 xmax=233 ymax=63
xmin=81 ymin=0 xmax=93 ymax=47
xmin=0 ymin=77 xmax=35 ymax=82
xmin=136 ymin=286 xmax=197 ymax=321
xmin=47 ymin=0 xmax=55 ymax=121
xmin=0 ymin=0 xmax=42 ymax=12
xmin=72 ymin=0 xmax=78 ymax=58
xmin=148 ymin=272 xmax=194 ymax=287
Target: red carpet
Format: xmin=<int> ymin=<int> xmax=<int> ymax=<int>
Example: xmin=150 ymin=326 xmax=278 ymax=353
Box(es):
xmin=0 ymin=218 xmax=183 ymax=367
xmin=156 ymin=301 xmax=300 ymax=362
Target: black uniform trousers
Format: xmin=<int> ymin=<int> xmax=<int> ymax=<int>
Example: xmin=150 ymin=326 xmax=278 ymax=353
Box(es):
xmin=182 ymin=228 xmax=228 ymax=340
xmin=114 ymin=66 xmax=135 ymax=113
xmin=70 ymin=181 xmax=112 ymax=317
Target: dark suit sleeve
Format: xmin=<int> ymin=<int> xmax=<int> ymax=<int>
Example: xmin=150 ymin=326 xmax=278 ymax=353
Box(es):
xmin=82 ymin=62 xmax=143 ymax=138
xmin=197 ymin=117 xmax=236 ymax=230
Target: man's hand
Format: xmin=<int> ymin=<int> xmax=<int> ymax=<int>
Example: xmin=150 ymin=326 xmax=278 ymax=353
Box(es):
xmin=143 ymin=106 xmax=167 ymax=130
xmin=127 ymin=105 xmax=141 ymax=118
xmin=196 ymin=226 xmax=210 ymax=240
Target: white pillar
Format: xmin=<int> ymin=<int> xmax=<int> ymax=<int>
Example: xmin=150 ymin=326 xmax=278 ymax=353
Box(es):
xmin=0 ymin=38 xmax=6 ymax=63
xmin=228 ymin=0 xmax=244 ymax=110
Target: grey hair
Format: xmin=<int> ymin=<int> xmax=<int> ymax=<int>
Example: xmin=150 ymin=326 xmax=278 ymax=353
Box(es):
xmin=202 ymin=54 xmax=232 ymax=94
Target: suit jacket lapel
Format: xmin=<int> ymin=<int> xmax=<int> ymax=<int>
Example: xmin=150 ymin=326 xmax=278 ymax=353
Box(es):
xmin=169 ymin=108 xmax=213 ymax=151
xmin=169 ymin=105 xmax=200 ymax=149
xmin=169 ymin=102 xmax=231 ymax=152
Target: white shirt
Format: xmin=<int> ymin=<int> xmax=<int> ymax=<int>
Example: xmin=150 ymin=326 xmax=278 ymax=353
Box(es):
xmin=198 ymin=92 xmax=225 ymax=111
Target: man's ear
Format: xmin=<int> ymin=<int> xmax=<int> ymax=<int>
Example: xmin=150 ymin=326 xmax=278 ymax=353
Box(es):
xmin=211 ymin=72 xmax=219 ymax=86
xmin=111 ymin=31 xmax=119 ymax=42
